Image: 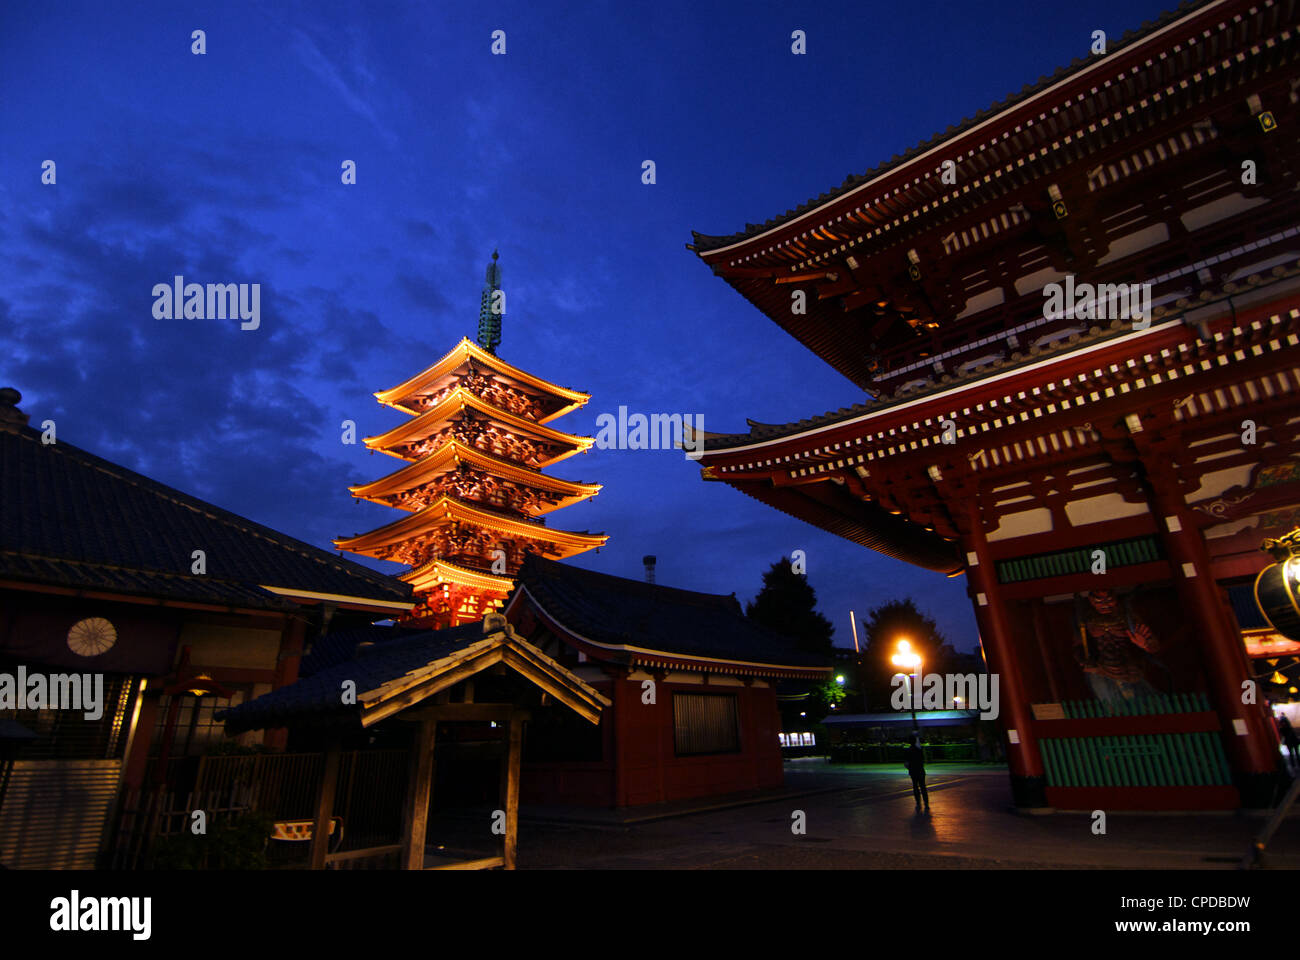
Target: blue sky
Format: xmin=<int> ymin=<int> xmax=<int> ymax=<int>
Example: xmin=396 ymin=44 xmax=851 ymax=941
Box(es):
xmin=1 ymin=0 xmax=1174 ymax=651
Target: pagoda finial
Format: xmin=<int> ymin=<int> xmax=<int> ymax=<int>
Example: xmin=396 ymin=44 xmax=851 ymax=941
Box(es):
xmin=478 ymin=249 xmax=504 ymax=354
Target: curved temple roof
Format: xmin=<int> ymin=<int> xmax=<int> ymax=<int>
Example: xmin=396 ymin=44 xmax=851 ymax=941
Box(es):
xmin=375 ymin=337 xmax=590 ymax=423
xmin=348 ymin=438 xmax=601 ymax=515
xmin=688 ymin=0 xmax=1216 ymax=255
xmin=334 ymin=494 xmax=608 ymax=558
xmin=364 ymin=386 xmax=595 ymax=465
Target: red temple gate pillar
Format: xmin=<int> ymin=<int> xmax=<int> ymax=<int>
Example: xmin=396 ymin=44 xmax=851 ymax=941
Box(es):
xmin=264 ymin=615 xmax=307 ymax=752
xmin=1140 ymin=454 xmax=1281 ymax=806
xmin=957 ymin=498 xmax=1048 ymax=808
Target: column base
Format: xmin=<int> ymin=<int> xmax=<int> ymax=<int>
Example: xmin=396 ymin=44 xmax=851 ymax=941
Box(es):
xmin=1009 ymin=774 xmax=1048 ymax=808
xmin=1235 ymin=769 xmax=1290 ymax=809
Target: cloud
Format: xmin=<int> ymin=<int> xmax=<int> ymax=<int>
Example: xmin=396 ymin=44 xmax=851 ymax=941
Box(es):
xmin=290 ymin=28 xmax=398 ymax=148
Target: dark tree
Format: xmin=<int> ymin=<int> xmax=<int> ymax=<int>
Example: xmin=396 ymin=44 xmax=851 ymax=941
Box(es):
xmin=745 ymin=557 xmax=835 ymax=655
xmin=858 ymin=598 xmax=956 ymax=711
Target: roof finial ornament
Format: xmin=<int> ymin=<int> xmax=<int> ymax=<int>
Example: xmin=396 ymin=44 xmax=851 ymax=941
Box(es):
xmin=477 ymin=249 xmax=504 ymax=355
xmin=0 ymin=387 xmax=29 ymax=435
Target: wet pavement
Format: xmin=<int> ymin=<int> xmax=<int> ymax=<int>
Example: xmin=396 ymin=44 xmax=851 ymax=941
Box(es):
xmin=425 ymin=760 xmax=1300 ymax=869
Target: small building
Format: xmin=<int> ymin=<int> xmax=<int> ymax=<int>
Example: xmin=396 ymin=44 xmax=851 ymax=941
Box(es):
xmin=220 ymin=614 xmax=609 ymax=869
xmin=505 ymin=555 xmax=831 ymax=807
xmin=0 ymin=388 xmax=414 ymax=868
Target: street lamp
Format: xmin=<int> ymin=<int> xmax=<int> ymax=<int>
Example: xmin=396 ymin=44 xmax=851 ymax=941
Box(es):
xmin=891 ymin=638 xmax=923 ymax=740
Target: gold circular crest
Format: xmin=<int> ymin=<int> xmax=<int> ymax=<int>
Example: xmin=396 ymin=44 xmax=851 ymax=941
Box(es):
xmin=67 ymin=617 xmax=116 ymax=656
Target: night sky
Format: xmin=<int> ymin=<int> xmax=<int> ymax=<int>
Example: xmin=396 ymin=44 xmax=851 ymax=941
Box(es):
xmin=2 ymin=0 xmax=1173 ymax=652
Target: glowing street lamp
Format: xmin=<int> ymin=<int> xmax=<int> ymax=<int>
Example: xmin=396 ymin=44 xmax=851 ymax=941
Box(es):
xmin=891 ymin=638 xmax=923 ymax=738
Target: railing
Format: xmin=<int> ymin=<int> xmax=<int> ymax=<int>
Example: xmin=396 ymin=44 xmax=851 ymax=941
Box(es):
xmin=110 ymin=749 xmax=408 ymax=869
xmin=1039 ymin=730 xmax=1231 ymax=787
xmin=829 ymin=742 xmax=980 ymax=764
xmin=109 ymin=787 xmax=258 ymax=870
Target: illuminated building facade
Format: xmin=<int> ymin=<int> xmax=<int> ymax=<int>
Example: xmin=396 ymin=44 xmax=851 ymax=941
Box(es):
xmin=338 ymin=253 xmax=607 ymax=627
xmin=688 ymin=0 xmax=1299 ymax=809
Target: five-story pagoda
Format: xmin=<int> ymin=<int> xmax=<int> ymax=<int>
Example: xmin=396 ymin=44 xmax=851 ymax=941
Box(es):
xmin=337 ymin=252 xmax=607 ymax=627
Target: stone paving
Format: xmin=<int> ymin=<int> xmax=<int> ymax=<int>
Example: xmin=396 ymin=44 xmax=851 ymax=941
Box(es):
xmin=469 ymin=760 xmax=1300 ymax=869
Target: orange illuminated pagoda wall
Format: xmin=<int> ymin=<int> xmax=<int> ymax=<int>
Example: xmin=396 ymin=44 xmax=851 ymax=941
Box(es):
xmin=337 ymin=252 xmax=607 ymax=627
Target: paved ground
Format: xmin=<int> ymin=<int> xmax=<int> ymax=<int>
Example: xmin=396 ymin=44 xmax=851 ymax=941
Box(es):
xmin=428 ymin=760 xmax=1300 ymax=869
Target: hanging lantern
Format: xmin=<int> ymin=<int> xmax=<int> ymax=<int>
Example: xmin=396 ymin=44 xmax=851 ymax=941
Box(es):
xmin=1255 ymin=529 xmax=1300 ymax=641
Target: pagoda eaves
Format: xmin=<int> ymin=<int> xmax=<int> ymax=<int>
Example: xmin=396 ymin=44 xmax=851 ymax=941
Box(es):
xmin=348 ymin=438 xmax=601 ymax=516
xmin=375 ymin=337 xmax=590 ymax=424
xmin=364 ymin=386 xmax=594 ymax=467
xmin=341 ymin=254 xmax=605 ymax=629
xmin=335 ymin=494 xmax=607 ymax=560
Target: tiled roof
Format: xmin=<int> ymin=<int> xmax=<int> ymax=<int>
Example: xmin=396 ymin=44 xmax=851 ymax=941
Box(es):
xmin=0 ymin=422 xmax=412 ymax=610
xmin=701 ymin=264 xmax=1300 ymax=451
xmin=512 ymin=555 xmax=831 ymax=670
xmin=690 ymin=0 xmax=1211 ymax=253
xmin=221 ymin=622 xmax=486 ymax=732
xmin=299 ymin=623 xmax=429 ymax=676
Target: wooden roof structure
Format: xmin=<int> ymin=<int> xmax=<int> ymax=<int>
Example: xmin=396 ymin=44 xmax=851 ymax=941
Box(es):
xmin=689 ymin=0 xmax=1300 ymax=394
xmin=686 ymin=0 xmax=1300 ymax=574
xmin=347 ymin=439 xmax=601 ymax=516
xmin=221 ymin=613 xmax=609 ymax=869
xmin=507 ymin=555 xmax=831 ymax=679
xmin=335 ymin=495 xmax=607 ymax=565
xmin=363 ymin=387 xmax=595 ymax=467
xmin=0 ymin=388 xmax=413 ymax=616
xmin=374 ymin=336 xmax=590 ymax=423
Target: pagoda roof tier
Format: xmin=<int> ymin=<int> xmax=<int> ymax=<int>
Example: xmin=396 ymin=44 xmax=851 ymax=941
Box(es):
xmin=348 ymin=439 xmax=601 ymax=515
xmin=400 ymin=556 xmax=516 ymax=595
xmin=364 ymin=387 xmax=594 ymax=466
xmin=375 ymin=337 xmax=590 ymax=423
xmin=334 ymin=494 xmax=608 ymax=560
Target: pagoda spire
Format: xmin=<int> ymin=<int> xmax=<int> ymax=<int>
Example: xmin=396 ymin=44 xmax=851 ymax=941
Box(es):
xmin=477 ymin=249 xmax=504 ymax=354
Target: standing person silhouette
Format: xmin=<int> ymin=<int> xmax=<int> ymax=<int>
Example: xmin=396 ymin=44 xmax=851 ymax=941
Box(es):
xmin=1279 ymin=714 xmax=1300 ymax=775
xmin=906 ymin=736 xmax=929 ymax=810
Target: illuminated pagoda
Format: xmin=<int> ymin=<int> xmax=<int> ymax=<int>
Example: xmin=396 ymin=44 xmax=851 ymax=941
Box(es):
xmin=689 ymin=0 xmax=1300 ymax=810
xmin=338 ymin=252 xmax=607 ymax=627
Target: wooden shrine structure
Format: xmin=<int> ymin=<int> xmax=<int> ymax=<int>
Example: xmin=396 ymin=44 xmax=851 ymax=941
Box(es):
xmin=687 ymin=0 xmax=1300 ymax=809
xmin=337 ymin=253 xmax=607 ymax=628
xmin=221 ymin=613 xmax=608 ymax=869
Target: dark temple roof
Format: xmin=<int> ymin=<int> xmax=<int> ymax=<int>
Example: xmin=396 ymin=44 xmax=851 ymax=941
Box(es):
xmin=689 ymin=0 xmax=1212 ymax=253
xmin=511 ymin=555 xmax=831 ymax=671
xmin=298 ymin=623 xmax=431 ymax=676
xmin=0 ymin=418 xmax=412 ymax=611
xmin=220 ymin=622 xmax=486 ymax=732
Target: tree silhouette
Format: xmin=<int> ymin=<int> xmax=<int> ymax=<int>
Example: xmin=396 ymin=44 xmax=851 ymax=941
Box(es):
xmin=745 ymin=557 xmax=834 ymax=655
xmin=859 ymin=598 xmax=955 ymax=711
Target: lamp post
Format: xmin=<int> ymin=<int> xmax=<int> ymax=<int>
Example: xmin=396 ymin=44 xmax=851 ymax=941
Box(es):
xmin=891 ymin=639 xmax=923 ymax=740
